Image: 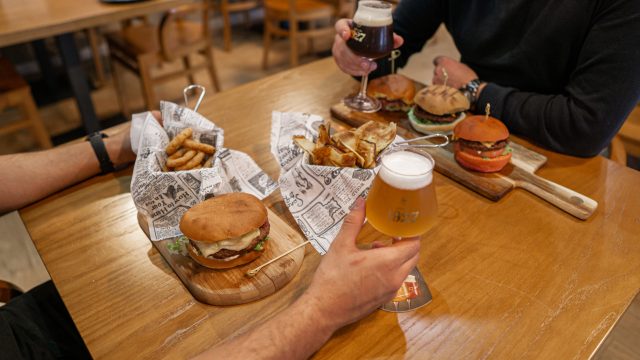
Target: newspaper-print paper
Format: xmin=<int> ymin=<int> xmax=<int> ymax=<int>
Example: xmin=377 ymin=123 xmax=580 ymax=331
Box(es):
xmin=130 ymin=101 xmax=277 ymax=241
xmin=271 ymin=112 xmax=379 ymax=255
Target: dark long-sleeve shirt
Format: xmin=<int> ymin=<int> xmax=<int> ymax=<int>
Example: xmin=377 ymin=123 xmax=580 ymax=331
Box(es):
xmin=374 ymin=0 xmax=640 ymax=157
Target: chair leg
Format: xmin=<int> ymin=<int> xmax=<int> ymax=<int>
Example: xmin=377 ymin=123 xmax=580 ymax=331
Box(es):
xmin=111 ymin=60 xmax=130 ymax=120
xmin=222 ymin=0 xmax=232 ymax=52
xmin=21 ymin=89 xmax=52 ymax=149
xmin=86 ymin=28 xmax=105 ymax=88
xmin=204 ymin=46 xmax=221 ymax=92
xmin=137 ymin=58 xmax=157 ymax=111
xmin=289 ymin=20 xmax=299 ymax=68
xmin=182 ymin=56 xmax=196 ymax=85
xmin=262 ymin=21 xmax=272 ymax=70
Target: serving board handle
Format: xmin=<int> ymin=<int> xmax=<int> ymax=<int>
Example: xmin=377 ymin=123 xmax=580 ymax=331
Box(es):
xmin=510 ymin=168 xmax=598 ymax=220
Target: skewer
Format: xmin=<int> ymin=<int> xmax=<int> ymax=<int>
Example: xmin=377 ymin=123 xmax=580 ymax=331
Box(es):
xmin=246 ymin=240 xmax=311 ymax=277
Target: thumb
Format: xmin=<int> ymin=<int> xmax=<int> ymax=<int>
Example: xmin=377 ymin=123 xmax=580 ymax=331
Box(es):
xmin=333 ymin=197 xmax=366 ymax=249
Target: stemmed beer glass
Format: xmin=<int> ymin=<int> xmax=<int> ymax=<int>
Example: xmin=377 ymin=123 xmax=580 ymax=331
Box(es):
xmin=343 ymin=0 xmax=394 ymax=113
xmin=366 ymin=146 xmax=440 ymax=312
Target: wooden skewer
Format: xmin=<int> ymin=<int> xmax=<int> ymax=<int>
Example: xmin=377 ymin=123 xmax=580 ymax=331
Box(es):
xmin=442 ymin=67 xmax=449 ymax=88
xmin=485 ymin=103 xmax=491 ymax=121
xmin=246 ymin=240 xmax=311 ymax=277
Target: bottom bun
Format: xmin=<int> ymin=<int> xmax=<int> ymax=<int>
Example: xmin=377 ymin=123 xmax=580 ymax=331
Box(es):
xmin=454 ymin=149 xmax=512 ymax=173
xmin=187 ymin=241 xmax=267 ymax=269
xmin=408 ymin=111 xmax=466 ymax=134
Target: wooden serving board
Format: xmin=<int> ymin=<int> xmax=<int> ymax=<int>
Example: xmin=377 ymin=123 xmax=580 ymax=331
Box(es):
xmin=331 ymin=102 xmax=598 ymax=220
xmin=138 ymin=208 xmax=305 ymax=305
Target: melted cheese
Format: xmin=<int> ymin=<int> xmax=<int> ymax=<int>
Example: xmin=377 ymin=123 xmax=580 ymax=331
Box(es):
xmin=480 ymin=141 xmax=495 ymax=148
xmin=195 ymin=228 xmax=260 ymax=257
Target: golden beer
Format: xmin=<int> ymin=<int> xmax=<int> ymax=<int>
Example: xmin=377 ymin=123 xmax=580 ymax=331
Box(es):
xmin=366 ymin=149 xmax=437 ymax=238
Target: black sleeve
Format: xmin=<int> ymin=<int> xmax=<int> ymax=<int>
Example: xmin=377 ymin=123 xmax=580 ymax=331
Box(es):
xmin=369 ymin=0 xmax=445 ymax=78
xmin=477 ymin=0 xmax=640 ymax=157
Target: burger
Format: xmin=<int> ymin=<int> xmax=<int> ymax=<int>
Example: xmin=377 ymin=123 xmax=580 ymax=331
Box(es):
xmin=452 ymin=114 xmax=512 ymax=172
xmin=179 ymin=193 xmax=269 ymax=269
xmin=366 ymin=74 xmax=416 ymax=112
xmin=408 ymin=84 xmax=470 ymax=133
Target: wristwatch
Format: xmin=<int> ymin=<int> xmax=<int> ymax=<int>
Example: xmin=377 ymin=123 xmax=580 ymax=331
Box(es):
xmin=461 ymin=78 xmax=484 ymax=111
xmin=86 ymin=132 xmax=115 ymax=174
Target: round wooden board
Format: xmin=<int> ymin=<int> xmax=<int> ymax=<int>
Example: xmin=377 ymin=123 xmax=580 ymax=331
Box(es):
xmin=137 ymin=208 xmax=305 ymax=306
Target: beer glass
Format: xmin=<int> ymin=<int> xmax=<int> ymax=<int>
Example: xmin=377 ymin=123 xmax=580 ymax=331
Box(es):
xmin=343 ymin=0 xmax=394 ymax=113
xmin=366 ymin=148 xmax=437 ymax=312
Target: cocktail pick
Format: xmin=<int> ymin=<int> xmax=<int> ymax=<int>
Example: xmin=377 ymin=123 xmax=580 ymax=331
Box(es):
xmin=485 ymin=103 xmax=491 ymax=121
xmin=246 ymin=240 xmax=311 ymax=277
xmin=389 ymin=50 xmax=401 ymax=74
xmin=183 ymin=84 xmax=206 ymax=112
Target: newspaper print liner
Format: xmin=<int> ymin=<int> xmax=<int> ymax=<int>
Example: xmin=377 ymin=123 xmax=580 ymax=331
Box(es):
xmin=131 ymin=101 xmax=277 ymax=241
xmin=271 ymin=112 xmax=381 ymax=255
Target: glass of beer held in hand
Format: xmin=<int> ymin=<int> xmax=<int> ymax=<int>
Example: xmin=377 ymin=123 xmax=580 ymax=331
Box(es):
xmin=366 ymin=149 xmax=438 ymax=238
xmin=343 ymin=0 xmax=393 ymax=113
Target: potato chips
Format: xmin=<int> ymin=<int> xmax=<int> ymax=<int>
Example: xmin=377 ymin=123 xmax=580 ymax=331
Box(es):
xmin=293 ymin=121 xmax=396 ymax=169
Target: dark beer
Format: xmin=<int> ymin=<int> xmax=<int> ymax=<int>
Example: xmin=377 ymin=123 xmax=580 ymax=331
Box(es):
xmin=346 ymin=1 xmax=393 ymax=59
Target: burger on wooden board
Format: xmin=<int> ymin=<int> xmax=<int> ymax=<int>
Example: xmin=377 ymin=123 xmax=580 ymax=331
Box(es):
xmin=452 ymin=104 xmax=512 ymax=173
xmin=179 ymin=193 xmax=269 ymax=269
xmin=408 ymin=84 xmax=470 ymax=133
xmin=366 ymin=74 xmax=416 ymax=112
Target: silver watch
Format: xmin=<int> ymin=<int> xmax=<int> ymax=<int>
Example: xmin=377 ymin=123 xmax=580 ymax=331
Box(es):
xmin=461 ymin=79 xmax=483 ymax=109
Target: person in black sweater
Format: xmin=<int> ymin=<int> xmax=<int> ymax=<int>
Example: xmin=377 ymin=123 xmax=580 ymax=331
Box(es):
xmin=332 ymin=0 xmax=640 ymax=157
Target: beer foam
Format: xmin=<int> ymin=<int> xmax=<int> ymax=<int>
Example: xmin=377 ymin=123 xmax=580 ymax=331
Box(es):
xmin=378 ymin=151 xmax=434 ymax=190
xmin=354 ymin=1 xmax=393 ymax=26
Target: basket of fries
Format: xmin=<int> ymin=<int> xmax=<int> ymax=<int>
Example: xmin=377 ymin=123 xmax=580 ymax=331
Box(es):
xmin=271 ymin=112 xmax=398 ymax=254
xmin=131 ymin=101 xmax=277 ymax=240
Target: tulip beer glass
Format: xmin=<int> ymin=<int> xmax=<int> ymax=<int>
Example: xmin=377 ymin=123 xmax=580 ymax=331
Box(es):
xmin=343 ymin=0 xmax=394 ymax=113
xmin=366 ymin=148 xmax=437 ymax=312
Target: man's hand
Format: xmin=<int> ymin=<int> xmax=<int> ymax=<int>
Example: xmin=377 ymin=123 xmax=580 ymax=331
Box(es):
xmin=304 ymin=197 xmax=421 ymax=328
xmin=332 ymin=19 xmax=404 ymax=76
xmin=432 ymin=56 xmax=478 ymax=88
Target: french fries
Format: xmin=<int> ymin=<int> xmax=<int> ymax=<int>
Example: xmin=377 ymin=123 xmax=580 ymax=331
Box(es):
xmin=164 ymin=127 xmax=216 ymax=171
xmin=293 ymin=121 xmax=396 ymax=169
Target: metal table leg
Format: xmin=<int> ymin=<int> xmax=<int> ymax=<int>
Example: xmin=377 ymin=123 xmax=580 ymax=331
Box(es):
xmin=55 ymin=32 xmax=100 ymax=134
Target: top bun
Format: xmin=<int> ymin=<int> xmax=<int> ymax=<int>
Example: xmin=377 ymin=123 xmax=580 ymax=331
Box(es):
xmin=180 ymin=193 xmax=267 ymax=243
xmin=413 ymin=84 xmax=470 ymax=115
xmin=453 ymin=115 xmax=510 ymax=142
xmin=367 ymin=74 xmax=416 ymax=104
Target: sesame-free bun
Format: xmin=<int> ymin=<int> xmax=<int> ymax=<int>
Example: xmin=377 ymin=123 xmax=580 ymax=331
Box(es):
xmin=453 ymin=115 xmax=510 ymax=142
xmin=187 ymin=240 xmax=268 ymax=269
xmin=180 ymin=193 xmax=267 ymax=243
xmin=367 ymin=74 xmax=416 ymax=105
xmin=413 ymin=84 xmax=470 ymax=115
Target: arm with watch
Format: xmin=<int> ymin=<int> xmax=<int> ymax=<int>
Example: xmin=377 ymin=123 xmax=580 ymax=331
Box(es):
xmin=0 ymin=124 xmax=137 ymax=214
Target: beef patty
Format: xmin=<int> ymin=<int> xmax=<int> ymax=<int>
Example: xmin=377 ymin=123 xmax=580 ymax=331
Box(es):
xmin=413 ymin=105 xmax=462 ymax=124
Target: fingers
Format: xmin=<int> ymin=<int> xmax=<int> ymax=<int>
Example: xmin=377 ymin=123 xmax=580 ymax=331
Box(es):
xmin=151 ymin=110 xmax=162 ymax=126
xmin=393 ymin=33 xmax=404 ymax=49
xmin=335 ymin=19 xmax=351 ymax=40
xmin=375 ymin=236 xmax=421 ymax=265
xmin=333 ymin=197 xmax=366 ymax=249
xmin=396 ymin=251 xmax=420 ymax=282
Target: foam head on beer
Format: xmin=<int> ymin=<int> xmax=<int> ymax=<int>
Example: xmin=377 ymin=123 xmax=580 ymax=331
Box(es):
xmin=378 ymin=150 xmax=434 ymax=190
xmin=353 ymin=1 xmax=393 ymax=26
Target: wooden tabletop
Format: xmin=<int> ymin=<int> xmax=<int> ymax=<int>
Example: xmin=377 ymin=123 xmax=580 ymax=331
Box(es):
xmin=20 ymin=58 xmax=640 ymax=359
xmin=0 ymin=0 xmax=193 ymax=47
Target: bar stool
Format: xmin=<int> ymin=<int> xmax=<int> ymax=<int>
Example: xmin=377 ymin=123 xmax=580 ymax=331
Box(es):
xmin=0 ymin=58 xmax=52 ymax=150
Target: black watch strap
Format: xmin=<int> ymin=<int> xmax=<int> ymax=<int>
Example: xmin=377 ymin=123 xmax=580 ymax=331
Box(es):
xmin=87 ymin=132 xmax=115 ymax=174
xmin=461 ymin=78 xmax=483 ymax=111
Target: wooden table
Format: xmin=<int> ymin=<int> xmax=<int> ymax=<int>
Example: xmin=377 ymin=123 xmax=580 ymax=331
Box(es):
xmin=0 ymin=0 xmax=193 ymax=134
xmin=20 ymin=58 xmax=640 ymax=359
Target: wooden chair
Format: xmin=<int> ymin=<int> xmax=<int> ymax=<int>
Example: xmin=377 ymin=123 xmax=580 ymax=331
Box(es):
xmin=105 ymin=4 xmax=220 ymax=118
xmin=215 ymin=0 xmax=261 ymax=52
xmin=609 ymin=104 xmax=640 ymax=167
xmin=0 ymin=58 xmax=52 ymax=150
xmin=262 ymin=0 xmax=344 ymax=69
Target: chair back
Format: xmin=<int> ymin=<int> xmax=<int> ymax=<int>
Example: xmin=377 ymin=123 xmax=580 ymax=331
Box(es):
xmin=159 ymin=3 xmax=211 ymax=62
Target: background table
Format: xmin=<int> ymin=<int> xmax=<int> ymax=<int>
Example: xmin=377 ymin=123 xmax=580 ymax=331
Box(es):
xmin=19 ymin=58 xmax=640 ymax=359
xmin=0 ymin=0 xmax=193 ymax=134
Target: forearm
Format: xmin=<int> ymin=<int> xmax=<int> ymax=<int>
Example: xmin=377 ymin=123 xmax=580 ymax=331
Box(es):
xmin=195 ymin=293 xmax=337 ymax=360
xmin=0 ymin=137 xmax=130 ymax=213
